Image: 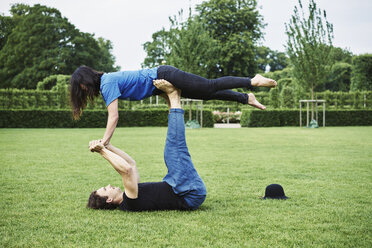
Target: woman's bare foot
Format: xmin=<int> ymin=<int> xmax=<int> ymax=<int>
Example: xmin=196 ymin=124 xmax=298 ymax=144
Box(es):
xmin=153 ymin=79 xmax=178 ymax=94
xmin=153 ymin=79 xmax=181 ymax=108
xmin=247 ymin=93 xmax=266 ymax=110
xmin=251 ymin=74 xmax=277 ymax=88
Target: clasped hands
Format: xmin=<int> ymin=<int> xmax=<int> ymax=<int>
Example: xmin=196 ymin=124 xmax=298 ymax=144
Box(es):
xmin=89 ymin=139 xmax=105 ymax=153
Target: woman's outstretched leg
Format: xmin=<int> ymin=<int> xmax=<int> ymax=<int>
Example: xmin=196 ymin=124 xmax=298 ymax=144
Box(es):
xmin=155 ymin=79 xmax=266 ymax=110
xmin=157 ymin=65 xmax=276 ymax=107
xmin=157 ymin=66 xmax=252 ymax=96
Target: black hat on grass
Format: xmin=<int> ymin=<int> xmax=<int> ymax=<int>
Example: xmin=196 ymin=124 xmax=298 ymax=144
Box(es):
xmin=262 ymin=184 xmax=288 ymax=200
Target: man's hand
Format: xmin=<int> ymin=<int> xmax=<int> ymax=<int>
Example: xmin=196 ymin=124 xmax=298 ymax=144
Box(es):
xmin=89 ymin=139 xmax=105 ymax=153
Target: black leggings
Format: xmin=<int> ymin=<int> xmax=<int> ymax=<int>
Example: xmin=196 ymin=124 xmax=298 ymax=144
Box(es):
xmin=156 ymin=65 xmax=252 ymax=104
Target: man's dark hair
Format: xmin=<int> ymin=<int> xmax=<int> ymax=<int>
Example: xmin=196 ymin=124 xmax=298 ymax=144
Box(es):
xmin=86 ymin=191 xmax=118 ymax=210
xmin=69 ymin=66 xmax=103 ymax=120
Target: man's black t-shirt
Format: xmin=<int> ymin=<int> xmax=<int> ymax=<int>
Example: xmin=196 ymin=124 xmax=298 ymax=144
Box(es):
xmin=119 ymin=182 xmax=191 ymax=211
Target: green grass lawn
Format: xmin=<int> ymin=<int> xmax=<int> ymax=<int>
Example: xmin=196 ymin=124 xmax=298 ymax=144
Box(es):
xmin=1 ymin=126 xmax=371 ymax=247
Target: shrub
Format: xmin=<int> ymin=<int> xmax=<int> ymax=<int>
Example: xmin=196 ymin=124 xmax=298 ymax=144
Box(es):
xmin=36 ymin=75 xmax=70 ymax=90
xmin=1 ymin=89 xmax=372 ymax=111
xmin=269 ymin=87 xmax=280 ymax=108
xmin=264 ymin=67 xmax=292 ymax=82
xmin=280 ymin=86 xmax=295 ymax=108
xmin=277 ymin=77 xmax=292 ymax=92
xmin=213 ymin=111 xmax=241 ymax=123
xmin=240 ymin=109 xmax=372 ymax=127
xmin=240 ymin=110 xmax=251 ymax=127
xmin=0 ymin=109 xmax=214 ymax=128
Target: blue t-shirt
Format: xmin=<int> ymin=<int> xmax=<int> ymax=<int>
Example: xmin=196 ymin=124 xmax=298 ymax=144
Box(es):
xmin=100 ymin=68 xmax=158 ymax=106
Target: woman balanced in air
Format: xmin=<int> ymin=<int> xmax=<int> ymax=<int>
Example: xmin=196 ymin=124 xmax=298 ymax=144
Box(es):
xmin=69 ymin=65 xmax=277 ymax=146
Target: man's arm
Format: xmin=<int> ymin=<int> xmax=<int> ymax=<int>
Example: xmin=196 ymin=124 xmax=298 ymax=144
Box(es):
xmin=102 ymin=99 xmax=119 ymax=146
xmin=105 ymin=144 xmax=140 ymax=183
xmin=105 ymin=144 xmax=136 ymax=167
xmin=90 ymin=141 xmax=138 ymax=198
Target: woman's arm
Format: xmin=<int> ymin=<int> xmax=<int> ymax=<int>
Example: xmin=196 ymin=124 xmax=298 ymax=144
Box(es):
xmin=102 ymin=99 xmax=119 ymax=146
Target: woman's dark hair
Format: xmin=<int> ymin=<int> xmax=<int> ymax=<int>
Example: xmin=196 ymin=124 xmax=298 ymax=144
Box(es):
xmin=70 ymin=66 xmax=103 ymax=120
xmin=87 ymin=191 xmax=118 ymax=210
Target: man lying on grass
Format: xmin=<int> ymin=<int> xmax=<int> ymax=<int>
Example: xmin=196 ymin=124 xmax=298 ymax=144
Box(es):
xmin=87 ymin=80 xmax=206 ymax=211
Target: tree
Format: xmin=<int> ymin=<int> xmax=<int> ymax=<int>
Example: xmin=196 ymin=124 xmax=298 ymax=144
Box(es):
xmin=323 ymin=46 xmax=353 ymax=92
xmin=0 ymin=4 xmax=119 ymax=89
xmin=143 ymin=12 xmax=218 ymax=78
xmin=329 ymin=46 xmax=353 ymax=64
xmin=0 ymin=15 xmax=15 ymax=50
xmin=285 ymin=0 xmax=333 ymax=119
xmin=256 ymin=46 xmax=288 ymax=73
xmin=143 ymin=0 xmax=265 ymax=78
xmin=96 ymin=37 xmax=120 ymax=72
xmin=166 ymin=14 xmax=218 ymax=78
xmin=268 ymin=50 xmax=288 ymax=72
xmin=350 ymin=54 xmax=372 ymax=91
xmin=142 ymin=28 xmax=171 ymax=68
xmin=325 ymin=62 xmax=351 ymax=92
xmin=196 ymin=0 xmax=265 ymax=77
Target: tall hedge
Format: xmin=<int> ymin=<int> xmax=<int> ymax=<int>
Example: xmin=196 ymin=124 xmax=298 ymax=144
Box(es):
xmin=350 ymin=54 xmax=372 ymax=91
xmin=326 ymin=62 xmax=352 ymax=91
xmin=0 ymin=109 xmax=214 ymax=128
xmin=36 ymin=74 xmax=70 ymax=90
xmin=241 ymin=110 xmax=372 ymax=127
xmin=280 ymin=86 xmax=295 ymax=108
xmin=1 ymin=89 xmax=371 ymax=110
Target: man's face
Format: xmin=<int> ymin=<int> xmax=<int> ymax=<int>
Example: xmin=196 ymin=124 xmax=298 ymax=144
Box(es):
xmin=96 ymin=184 xmax=123 ymax=204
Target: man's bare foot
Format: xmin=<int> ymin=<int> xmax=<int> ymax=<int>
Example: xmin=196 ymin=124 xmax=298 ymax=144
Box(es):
xmin=251 ymin=74 xmax=277 ymax=88
xmin=247 ymin=93 xmax=266 ymax=110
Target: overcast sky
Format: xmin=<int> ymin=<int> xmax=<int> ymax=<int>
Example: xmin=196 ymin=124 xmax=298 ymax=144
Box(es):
xmin=1 ymin=0 xmax=371 ymax=70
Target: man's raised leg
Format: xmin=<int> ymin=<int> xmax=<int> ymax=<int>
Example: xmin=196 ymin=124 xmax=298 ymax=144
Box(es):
xmin=154 ymin=80 xmax=206 ymax=209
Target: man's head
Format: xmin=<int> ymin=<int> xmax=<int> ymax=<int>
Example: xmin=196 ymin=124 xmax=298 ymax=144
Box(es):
xmin=87 ymin=184 xmax=123 ymax=210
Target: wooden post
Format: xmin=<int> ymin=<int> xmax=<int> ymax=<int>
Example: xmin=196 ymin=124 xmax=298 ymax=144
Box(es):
xmin=227 ymin=107 xmax=230 ymax=124
xmin=300 ymin=100 xmax=326 ymax=128
xmin=306 ymin=101 xmax=309 ymax=127
xmin=156 ymin=95 xmax=158 ymax=105
xmin=196 ymin=102 xmax=199 ymax=122
xmin=300 ymin=101 xmax=302 ymax=127
xmin=189 ymin=101 xmax=192 ymax=121
xmin=323 ymin=102 xmax=325 ymax=127
xmin=201 ymin=102 xmax=203 ymax=128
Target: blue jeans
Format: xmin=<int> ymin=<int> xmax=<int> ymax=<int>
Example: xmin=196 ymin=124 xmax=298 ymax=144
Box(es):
xmin=162 ymin=109 xmax=207 ymax=209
